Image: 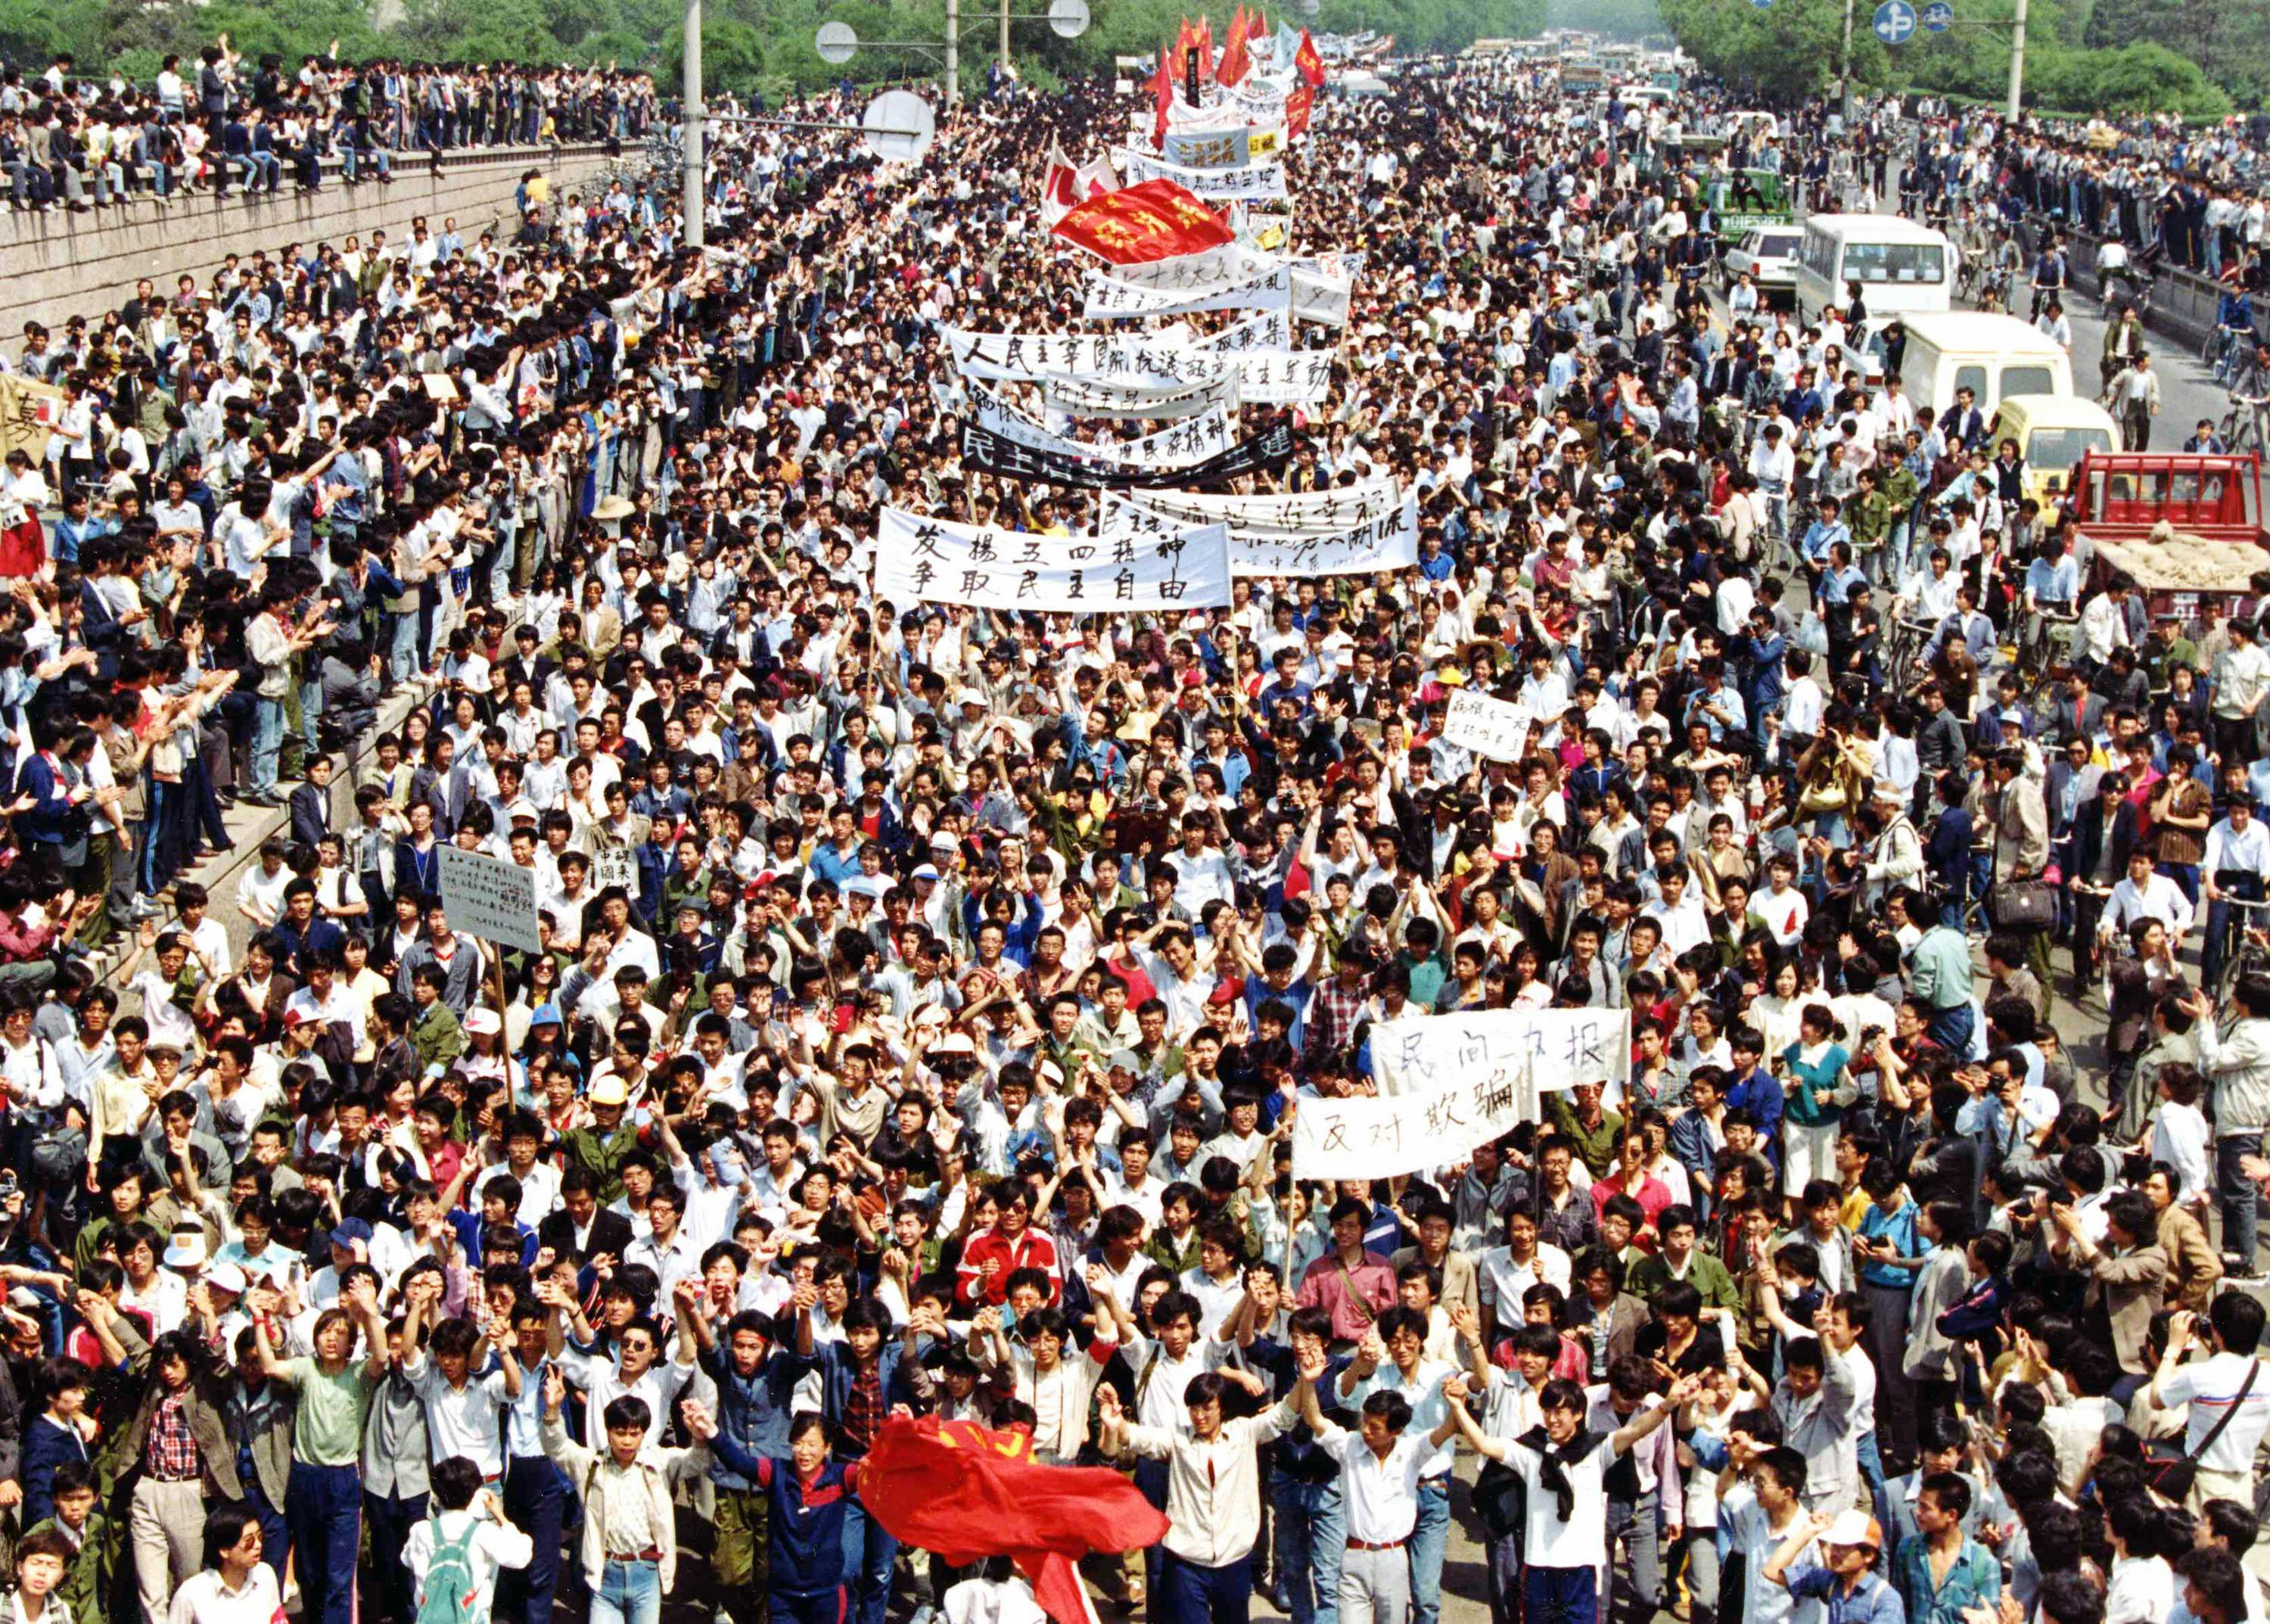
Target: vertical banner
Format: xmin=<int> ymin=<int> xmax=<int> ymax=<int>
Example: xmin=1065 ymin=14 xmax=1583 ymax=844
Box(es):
xmin=1185 ymin=47 xmax=1202 ymax=107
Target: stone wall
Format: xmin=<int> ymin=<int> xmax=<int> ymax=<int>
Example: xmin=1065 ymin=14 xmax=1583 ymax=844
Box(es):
xmin=0 ymin=142 xmax=618 ymax=336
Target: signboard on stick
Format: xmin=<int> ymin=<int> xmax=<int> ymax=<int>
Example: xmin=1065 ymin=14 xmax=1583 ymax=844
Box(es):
xmin=437 ymin=845 xmax=543 ymax=954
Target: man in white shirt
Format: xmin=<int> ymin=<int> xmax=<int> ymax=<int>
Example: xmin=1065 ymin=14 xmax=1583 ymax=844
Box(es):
xmin=2145 ymin=1293 xmax=2270 ymax=1507
xmin=2102 ymin=846 xmax=2195 ymax=950
xmin=404 ymin=1458 xmax=536 ymax=1624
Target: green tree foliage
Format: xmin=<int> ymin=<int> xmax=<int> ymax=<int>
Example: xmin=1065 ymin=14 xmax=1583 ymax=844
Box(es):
xmin=1656 ymin=0 xmax=1886 ymax=98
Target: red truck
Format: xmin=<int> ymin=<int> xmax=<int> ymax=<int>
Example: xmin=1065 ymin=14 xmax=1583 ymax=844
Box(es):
xmin=2064 ymin=450 xmax=2270 ymax=630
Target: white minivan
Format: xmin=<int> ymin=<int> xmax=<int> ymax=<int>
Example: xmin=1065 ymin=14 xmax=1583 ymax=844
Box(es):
xmin=1793 ymin=213 xmax=1955 ymax=321
xmin=1891 ymin=312 xmax=2073 ymax=420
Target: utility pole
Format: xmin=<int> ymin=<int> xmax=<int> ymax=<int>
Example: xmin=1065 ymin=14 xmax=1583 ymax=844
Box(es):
xmin=947 ymin=0 xmax=960 ymax=102
xmin=1000 ymin=0 xmax=1012 ymax=85
xmin=2006 ymin=0 xmax=2028 ymax=120
xmin=1839 ymin=0 xmax=1855 ymax=112
xmin=683 ymin=0 xmax=704 ymax=247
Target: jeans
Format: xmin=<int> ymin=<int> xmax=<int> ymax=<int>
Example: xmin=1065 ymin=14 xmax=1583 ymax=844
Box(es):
xmin=286 ymin=1460 xmax=363 ymax=1624
xmin=840 ymin=1492 xmax=897 ymax=1624
xmin=1136 ymin=1454 xmax=1171 ymax=1617
xmin=498 ymin=1455 xmax=567 ymax=1624
xmin=2160 ymin=861 xmax=2201 ymax=907
xmin=591 ymin=1558 xmax=662 ymax=1624
xmin=1410 ymin=1476 xmax=1452 ymax=1624
xmin=1926 ymin=1001 xmax=1975 ymax=1056
xmin=362 ymin=1487 xmax=428 ymax=1624
xmin=2219 ymin=1129 xmax=2262 ymax=1270
xmin=1526 ymin=1565 xmax=1598 ymax=1624
xmin=1604 ymin=1488 xmax=1661 ymax=1624
xmin=1864 ymin=1281 xmax=1918 ymax=1470
xmin=250 ymin=693 xmax=285 ymax=794
xmin=1162 ymin=1551 xmax=1252 ymax=1624
xmin=390 ymin=608 xmax=423 ymax=682
xmin=237 ymin=1451 xmax=288 ymax=1601
xmin=299 ymin=675 xmax=323 ymax=754
xmin=1270 ymin=1474 xmax=1345 ymax=1624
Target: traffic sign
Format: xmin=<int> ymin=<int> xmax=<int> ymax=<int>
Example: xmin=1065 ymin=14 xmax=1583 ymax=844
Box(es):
xmin=1920 ymin=2 xmax=1953 ymax=28
xmin=1874 ymin=0 xmax=1917 ymax=42
xmin=1750 ymin=0 xmax=1773 ymax=11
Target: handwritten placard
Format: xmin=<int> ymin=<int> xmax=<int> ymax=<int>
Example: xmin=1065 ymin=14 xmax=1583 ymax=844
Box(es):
xmin=437 ymin=844 xmax=542 ymax=954
xmin=1374 ymin=1006 xmax=1631 ymax=1094
xmin=1439 ymin=689 xmax=1537 ymax=764
xmin=1292 ymin=1047 xmax=1538 ymax=1181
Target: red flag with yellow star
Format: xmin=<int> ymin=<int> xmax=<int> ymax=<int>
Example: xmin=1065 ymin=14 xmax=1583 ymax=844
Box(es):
xmin=1294 ymin=27 xmax=1326 ymax=86
xmin=859 ymin=1416 xmax=1168 ymax=1624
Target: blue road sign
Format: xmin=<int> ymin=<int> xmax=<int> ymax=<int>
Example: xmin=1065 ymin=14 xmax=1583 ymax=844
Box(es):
xmin=1921 ymin=2 xmax=1953 ymax=30
xmin=1750 ymin=0 xmax=1773 ymax=10
xmin=1874 ymin=0 xmax=1917 ymax=42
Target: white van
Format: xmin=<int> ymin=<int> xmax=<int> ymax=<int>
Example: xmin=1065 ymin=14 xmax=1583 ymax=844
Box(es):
xmin=1892 ymin=312 xmax=2073 ymax=420
xmin=1793 ymin=213 xmax=1954 ymax=320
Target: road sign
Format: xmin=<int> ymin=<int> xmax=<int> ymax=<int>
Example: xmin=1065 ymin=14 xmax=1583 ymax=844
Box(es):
xmin=1048 ymin=0 xmax=1091 ymax=38
xmin=1750 ymin=0 xmax=1774 ymax=9
xmin=1874 ymin=0 xmax=1917 ymax=42
xmin=1920 ymin=2 xmax=1953 ymax=27
xmin=815 ymin=21 xmax=858 ymax=64
xmin=863 ymin=89 xmax=937 ymax=163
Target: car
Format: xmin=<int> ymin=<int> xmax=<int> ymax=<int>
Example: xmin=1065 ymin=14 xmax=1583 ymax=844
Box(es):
xmin=1721 ymin=226 xmax=1805 ymax=309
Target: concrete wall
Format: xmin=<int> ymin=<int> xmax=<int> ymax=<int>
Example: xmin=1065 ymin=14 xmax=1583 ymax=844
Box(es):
xmin=0 ymin=142 xmax=618 ymax=335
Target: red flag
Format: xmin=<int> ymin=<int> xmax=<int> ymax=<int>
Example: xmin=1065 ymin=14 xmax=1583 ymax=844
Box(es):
xmin=1217 ymin=5 xmax=1249 ymax=85
xmin=1173 ymin=15 xmax=1196 ymax=71
xmin=1196 ymin=14 xmax=1214 ymax=79
xmin=1246 ymin=8 xmax=1266 ymax=39
xmin=1152 ymin=47 xmax=1174 ymax=146
xmin=1294 ymin=27 xmax=1325 ymax=86
xmin=1286 ymin=79 xmax=1314 ymax=138
xmin=1050 ymin=177 xmax=1235 ymax=264
xmin=860 ymin=1417 xmax=1168 ymax=1624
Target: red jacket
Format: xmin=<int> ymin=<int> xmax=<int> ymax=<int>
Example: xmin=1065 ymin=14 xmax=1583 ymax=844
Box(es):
xmin=955 ymin=1225 xmax=1060 ymax=1307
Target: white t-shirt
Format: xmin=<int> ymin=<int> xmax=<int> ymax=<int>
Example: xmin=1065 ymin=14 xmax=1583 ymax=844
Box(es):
xmin=166 ymin=1563 xmax=281 ymax=1624
xmin=404 ymin=1507 xmax=534 ymax=1622
xmin=1508 ymin=1433 xmax=1612 ymax=1568
xmin=2158 ymin=1352 xmax=2270 ymax=1472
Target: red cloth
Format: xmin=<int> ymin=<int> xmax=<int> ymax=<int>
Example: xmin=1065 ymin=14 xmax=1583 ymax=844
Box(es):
xmin=1286 ymin=82 xmax=1314 ymax=138
xmin=1050 ymin=179 xmax=1234 ymax=266
xmin=1217 ymin=5 xmax=1248 ymax=83
xmin=1152 ymin=45 xmax=1177 ymax=147
xmin=1293 ymin=29 xmax=1326 ymax=86
xmin=1195 ymin=14 xmax=1214 ymax=79
xmin=860 ymin=1417 xmax=1169 ymax=1624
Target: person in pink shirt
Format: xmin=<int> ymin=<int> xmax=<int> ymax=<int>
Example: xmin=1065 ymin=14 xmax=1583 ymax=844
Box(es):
xmin=1591 ymin=1131 xmax=1675 ymax=1237
xmin=1294 ymin=1196 xmax=1397 ymax=1348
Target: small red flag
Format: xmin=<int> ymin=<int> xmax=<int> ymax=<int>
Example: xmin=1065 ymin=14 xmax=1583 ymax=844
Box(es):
xmin=1152 ymin=47 xmax=1174 ymax=146
xmin=860 ymin=1417 xmax=1169 ymax=1624
xmin=1286 ymin=80 xmax=1315 ymax=138
xmin=1196 ymin=14 xmax=1214 ymax=79
xmin=1294 ymin=27 xmax=1325 ymax=86
xmin=1247 ymin=8 xmax=1267 ymax=39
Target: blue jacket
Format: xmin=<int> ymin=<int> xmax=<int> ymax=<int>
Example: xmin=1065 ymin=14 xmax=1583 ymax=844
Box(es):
xmin=22 ymin=1413 xmax=90 ymax=1529
xmin=789 ymin=1339 xmax=919 ymax=1457
xmin=699 ymin=1346 xmax=801 ymax=1491
xmin=703 ymin=1432 xmax=858 ymax=1594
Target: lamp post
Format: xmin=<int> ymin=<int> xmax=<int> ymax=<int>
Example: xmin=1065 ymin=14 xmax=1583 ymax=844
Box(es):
xmin=683 ymin=0 xmax=704 ymax=247
xmin=810 ymin=0 xmax=1090 ymax=107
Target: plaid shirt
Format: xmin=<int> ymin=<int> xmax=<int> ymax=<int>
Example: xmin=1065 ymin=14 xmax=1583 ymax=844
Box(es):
xmin=841 ymin=1360 xmax=885 ymax=1459
xmin=1304 ymin=975 xmax=1369 ymax=1062
xmin=144 ymin=1392 xmax=201 ymax=1482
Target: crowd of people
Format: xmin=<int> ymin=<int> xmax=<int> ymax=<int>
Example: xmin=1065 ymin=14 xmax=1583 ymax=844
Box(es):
xmin=0 ymin=45 xmax=2259 ymax=1624
xmin=0 ymin=47 xmax=656 ymax=210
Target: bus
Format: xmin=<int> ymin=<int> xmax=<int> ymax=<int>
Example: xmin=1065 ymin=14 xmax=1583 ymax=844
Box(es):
xmin=1793 ymin=213 xmax=1954 ymax=320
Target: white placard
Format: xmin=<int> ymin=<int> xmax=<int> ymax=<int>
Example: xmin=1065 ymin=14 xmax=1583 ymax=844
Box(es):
xmin=1099 ymin=488 xmax=1420 ymax=577
xmin=1374 ymin=1006 xmax=1631 ymax=1094
xmin=1439 ymin=689 xmax=1538 ymax=764
xmin=1194 ymin=308 xmax=1292 ymax=353
xmin=1292 ymin=1049 xmax=1541 ymax=1181
xmin=437 ymin=844 xmax=543 ymax=954
xmin=592 ymin=848 xmax=639 ymax=894
xmin=943 ymin=325 xmax=1202 ymax=382
xmin=873 ymin=508 xmax=1232 ymax=613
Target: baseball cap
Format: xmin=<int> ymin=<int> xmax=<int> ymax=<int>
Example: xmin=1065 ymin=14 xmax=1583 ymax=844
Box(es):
xmin=589 ymin=1075 xmax=630 ymax=1107
xmin=912 ymin=863 xmax=941 ymax=882
xmin=466 ymin=1007 xmax=502 ymax=1036
xmin=205 ymin=1262 xmax=250 ymax=1296
xmin=1824 ymin=1512 xmax=1882 ymax=1551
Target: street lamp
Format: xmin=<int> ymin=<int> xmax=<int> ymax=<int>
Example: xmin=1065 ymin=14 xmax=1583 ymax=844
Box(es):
xmin=812 ymin=0 xmax=1090 ymax=108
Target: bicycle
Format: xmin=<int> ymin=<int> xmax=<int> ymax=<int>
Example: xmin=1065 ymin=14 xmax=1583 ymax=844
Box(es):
xmin=2013 ymin=605 xmax=2079 ymax=706
xmin=2223 ymin=392 xmax=2268 ymax=456
xmin=2209 ymin=894 xmax=2270 ymax=1005
xmin=1883 ymin=615 xmax=1939 ymax=691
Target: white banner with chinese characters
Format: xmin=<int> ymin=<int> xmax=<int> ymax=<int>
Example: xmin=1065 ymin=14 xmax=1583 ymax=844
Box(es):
xmin=1292 ymin=1048 xmax=1542 ymax=1181
xmin=1115 ymin=147 xmax=1290 ymax=201
xmin=943 ymin=325 xmax=1207 ymax=383
xmin=1193 ymin=307 xmax=1291 ymax=353
xmin=874 ymin=507 xmax=1232 ymax=613
xmin=1043 ymin=372 xmax=1239 ymax=421
xmin=1117 ymin=475 xmax=1404 ymax=534
xmin=1375 ymin=1006 xmax=1631 ymax=1096
xmin=1083 ymin=264 xmax=1349 ymax=325
xmin=1164 ymin=126 xmax=1254 ymax=168
xmin=969 ymin=382 xmax=1234 ymax=470
xmin=1438 ymin=689 xmax=1538 ymax=764
xmin=1099 ymin=487 xmax=1420 ymax=577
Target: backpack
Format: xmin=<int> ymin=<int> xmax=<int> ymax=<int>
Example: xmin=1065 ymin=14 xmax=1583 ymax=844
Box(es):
xmin=415 ymin=1519 xmax=482 ymax=1624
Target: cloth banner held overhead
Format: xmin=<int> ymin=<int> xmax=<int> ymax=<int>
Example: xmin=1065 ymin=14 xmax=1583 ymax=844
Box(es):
xmin=1165 ymin=126 xmax=1253 ymax=168
xmin=1051 ymin=179 xmax=1233 ymax=266
xmin=959 ymin=420 xmax=1297 ymax=489
xmin=1084 ymin=266 xmax=1351 ymax=325
xmin=1122 ymin=474 xmax=1403 ymax=534
xmin=944 ymin=326 xmax=1219 ymax=383
xmin=1044 ymin=372 xmax=1238 ymax=421
xmin=0 ymin=373 xmax=65 ymax=463
xmin=1194 ymin=307 xmax=1291 ymax=353
xmin=1438 ymin=689 xmax=1538 ymax=764
xmin=1376 ymin=1006 xmax=1632 ymax=1096
xmin=1099 ymin=487 xmax=1417 ymax=577
xmin=1292 ymin=1046 xmax=1541 ymax=1181
xmin=874 ymin=506 xmax=1230 ymax=612
xmin=969 ymin=382 xmax=1235 ymax=470
xmin=1115 ymin=147 xmax=1289 ymax=201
